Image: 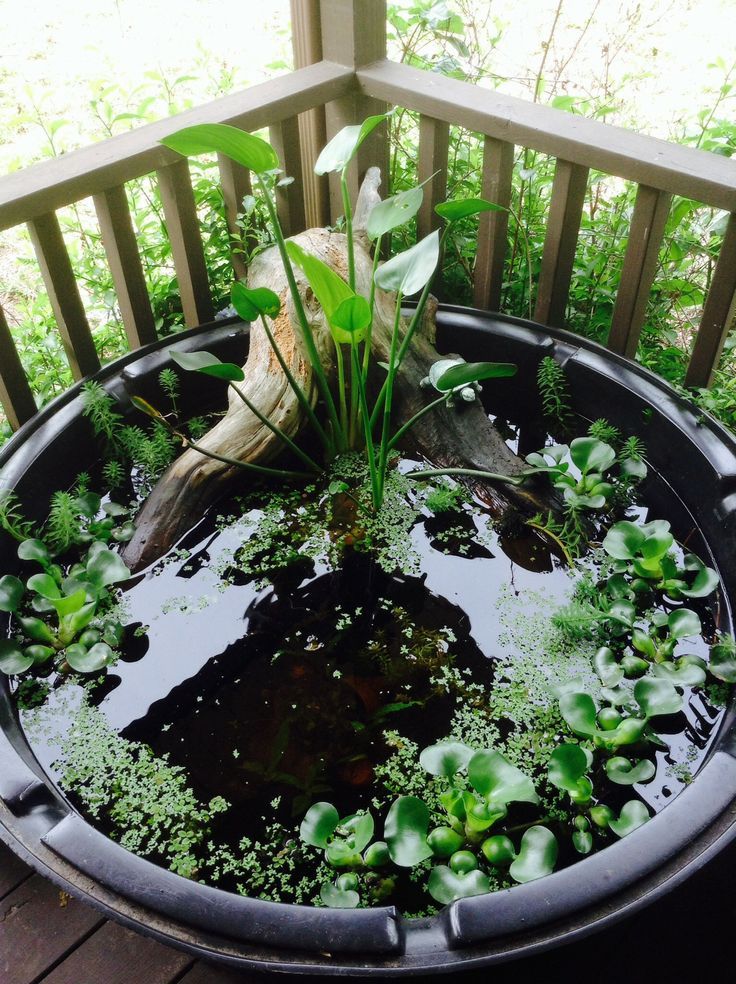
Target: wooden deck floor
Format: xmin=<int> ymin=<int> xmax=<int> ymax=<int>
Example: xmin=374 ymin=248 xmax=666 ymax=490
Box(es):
xmin=3 ymin=835 xmax=736 ymax=983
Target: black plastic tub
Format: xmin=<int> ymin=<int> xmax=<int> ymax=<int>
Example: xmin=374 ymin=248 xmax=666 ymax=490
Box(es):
xmin=1 ymin=307 xmax=736 ymax=977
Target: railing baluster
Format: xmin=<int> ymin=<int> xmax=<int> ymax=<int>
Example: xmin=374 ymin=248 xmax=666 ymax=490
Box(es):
xmin=93 ymin=184 xmax=157 ymax=349
xmin=416 ymin=116 xmax=449 ymax=241
xmin=269 ymin=117 xmax=307 ymax=238
xmin=217 ymin=154 xmax=251 ymax=282
xmin=607 ymin=185 xmax=671 ymax=358
xmin=534 ymin=159 xmax=589 ymax=327
xmin=685 ymin=213 xmax=736 ymax=389
xmin=156 ymin=159 xmax=213 ymax=327
xmin=0 ymin=301 xmax=36 ymax=430
xmin=27 ymin=211 xmax=100 ymax=379
xmin=473 ymin=137 xmax=514 ymax=311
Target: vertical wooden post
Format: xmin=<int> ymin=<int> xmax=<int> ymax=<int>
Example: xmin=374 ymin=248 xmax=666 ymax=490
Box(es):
xmin=218 ymin=154 xmax=251 ymax=282
xmin=290 ymin=0 xmax=330 ymax=228
xmin=0 ymin=301 xmax=36 ymax=430
xmin=318 ymin=0 xmax=388 ymax=222
xmin=93 ymin=184 xmax=157 ymax=349
xmin=157 ymin=159 xmax=214 ymax=327
xmin=473 ymin=137 xmax=514 ymax=311
xmin=416 ymin=116 xmax=449 ymax=241
xmin=607 ymin=184 xmax=671 ymax=358
xmin=685 ymin=213 xmax=736 ymax=389
xmin=27 ymin=212 xmax=101 ymax=379
xmin=534 ymin=160 xmax=589 ymax=327
xmin=269 ymin=116 xmax=307 ymax=237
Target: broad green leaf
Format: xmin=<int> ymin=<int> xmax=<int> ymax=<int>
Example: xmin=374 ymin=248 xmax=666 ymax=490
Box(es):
xmin=668 ymin=608 xmax=701 ymax=640
xmin=374 ymin=230 xmax=440 ymax=297
xmin=559 ymin=692 xmax=597 ymax=737
xmin=65 ymin=641 xmax=112 ymax=673
xmin=112 ymin=522 xmax=136 ymax=543
xmin=300 ymin=802 xmax=339 ymax=848
xmin=651 ymin=657 xmax=707 ymax=687
xmin=76 ymin=492 xmax=101 ymax=518
xmin=161 ymin=123 xmax=279 ymax=174
xmin=60 ymin=602 xmax=97 ymax=640
xmin=342 ymin=812 xmax=374 ymax=852
xmin=384 ymin=796 xmax=433 ymax=866
xmin=435 ymin=361 xmax=517 ymax=392
xmin=602 ymin=522 xmax=645 ymax=560
xmin=86 ymin=548 xmax=130 ymax=589
xmin=285 ymin=240 xmax=352 ymax=319
xmin=547 ymin=744 xmax=590 ymax=794
xmin=17 ymin=616 xmax=56 ymax=646
xmin=367 ymin=186 xmax=423 ymax=240
xmin=419 ymin=741 xmax=473 ymax=778
xmin=599 ymin=717 xmax=647 ymax=748
xmin=325 ymin=840 xmax=364 ymax=868
xmin=169 ymin=349 xmax=245 ymax=382
xmin=464 ymin=799 xmax=507 ymax=833
xmin=28 ymin=572 xmax=61 ymax=600
xmin=320 ymin=882 xmax=359 ymax=908
xmin=18 ymin=539 xmax=51 ymax=567
xmin=0 ymin=575 xmax=24 ymax=613
xmin=439 ymin=787 xmax=466 ymax=820
xmin=635 ymin=677 xmax=683 ymax=717
xmin=593 ymin=646 xmax=624 ymax=687
xmin=50 ymin=589 xmax=87 ymax=618
xmin=103 ymin=502 xmax=128 ymax=518
xmin=467 ymin=749 xmax=538 ymax=805
xmin=709 ymin=638 xmax=736 ymax=683
xmin=608 ymin=800 xmax=650 ymax=837
xmin=363 ymin=841 xmax=390 ymax=868
xmin=427 ymin=866 xmax=491 ymax=904
xmin=569 ymin=437 xmax=616 ymax=475
xmin=435 ymin=198 xmax=506 ymax=222
xmin=330 ymin=295 xmax=372 ymax=345
xmin=509 ymin=826 xmax=558 ymax=884
xmin=0 ymin=640 xmax=33 ymax=675
xmin=231 ymin=282 xmax=281 ymax=321
xmin=605 ymin=756 xmax=656 ymax=785
xmin=679 ymin=556 xmax=719 ymax=599
xmin=314 ymin=113 xmax=389 ymax=175
xmin=26 ymin=644 xmax=54 ymax=665
xmin=573 ymin=830 xmax=593 ymax=854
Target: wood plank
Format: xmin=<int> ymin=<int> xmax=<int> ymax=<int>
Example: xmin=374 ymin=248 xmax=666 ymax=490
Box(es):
xmin=27 ymin=212 xmax=100 ymax=379
xmin=473 ymin=136 xmax=514 ymax=311
xmin=0 ymin=843 xmax=32 ymax=900
xmin=0 ymin=302 xmax=36 ymax=430
xmin=178 ymin=961 xmax=258 ymax=984
xmin=416 ymin=116 xmax=449 ymax=241
xmin=157 ymin=160 xmax=214 ymax=327
xmin=320 ymin=0 xmax=388 ymax=224
xmin=357 ymin=60 xmax=736 ymax=212
xmin=93 ymin=184 xmax=157 ymax=349
xmin=40 ymin=920 xmax=193 ymax=984
xmin=217 ymin=154 xmax=251 ymax=281
xmin=290 ymin=0 xmax=330 ymax=228
xmin=534 ymin=159 xmax=589 ymax=327
xmin=269 ymin=116 xmax=307 ymax=237
xmin=685 ymin=212 xmax=736 ymax=388
xmin=0 ymin=875 xmax=103 ymax=984
xmin=607 ymin=185 xmax=672 ymax=358
xmin=0 ymin=62 xmax=355 ymax=232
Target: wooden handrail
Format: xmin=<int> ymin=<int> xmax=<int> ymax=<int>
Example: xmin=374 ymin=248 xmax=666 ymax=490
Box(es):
xmin=357 ymin=60 xmax=736 ymax=212
xmin=0 ymin=61 xmax=354 ymax=232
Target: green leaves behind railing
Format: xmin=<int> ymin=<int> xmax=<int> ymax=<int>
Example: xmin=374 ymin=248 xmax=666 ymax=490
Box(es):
xmin=231 ymin=282 xmax=281 ymax=321
xmin=367 ymin=186 xmax=423 ymax=240
xmin=374 ymin=230 xmax=440 ymax=297
xmin=161 ymin=123 xmax=279 ymax=175
xmin=508 ymin=826 xmax=558 ymax=884
xmin=435 ymin=198 xmax=507 ymax=222
xmin=314 ymin=112 xmax=391 ymax=175
xmin=435 ymin=361 xmax=517 ymax=392
xmin=384 ymin=795 xmax=433 ymax=866
xmin=169 ymin=349 xmax=245 ymax=382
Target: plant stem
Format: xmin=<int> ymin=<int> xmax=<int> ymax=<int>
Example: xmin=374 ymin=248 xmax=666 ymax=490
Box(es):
xmin=228 ymin=382 xmax=322 ymax=473
xmin=334 ymin=339 xmax=348 ymax=439
xmin=406 ymin=467 xmax=526 ymax=487
xmin=362 ymin=234 xmax=383 ymax=381
xmin=258 ymin=314 xmax=330 ymax=450
xmin=387 ymin=393 xmax=448 ymax=451
xmin=341 ymin=170 xmax=356 ymax=291
xmin=256 ymin=174 xmax=342 ymax=454
xmin=376 ymin=295 xmax=404 ymax=503
xmin=181 ymin=435 xmax=311 ymax=480
xmin=352 ymin=340 xmax=380 ymax=507
xmin=526 ymin=517 xmax=575 ymax=566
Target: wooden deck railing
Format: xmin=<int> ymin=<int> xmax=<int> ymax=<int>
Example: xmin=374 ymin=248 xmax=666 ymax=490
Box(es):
xmin=0 ymin=0 xmax=735 ymax=435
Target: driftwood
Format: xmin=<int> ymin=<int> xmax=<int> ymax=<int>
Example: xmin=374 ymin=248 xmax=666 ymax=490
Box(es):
xmin=123 ymin=170 xmax=549 ymax=572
